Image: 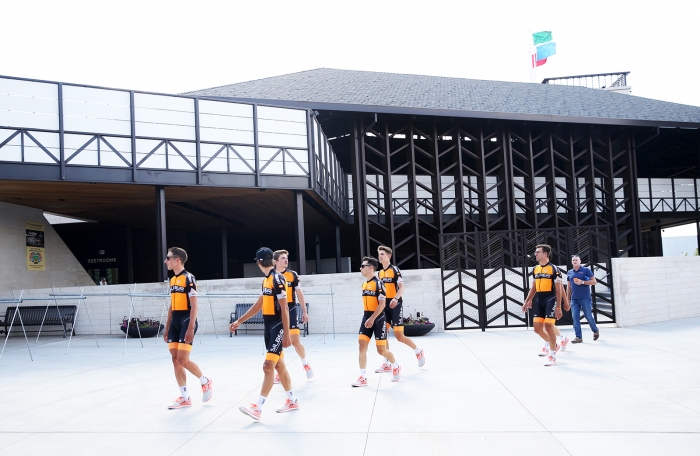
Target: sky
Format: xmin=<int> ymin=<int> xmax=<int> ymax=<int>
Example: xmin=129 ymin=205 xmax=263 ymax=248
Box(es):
xmin=2 ymin=0 xmax=699 ymax=107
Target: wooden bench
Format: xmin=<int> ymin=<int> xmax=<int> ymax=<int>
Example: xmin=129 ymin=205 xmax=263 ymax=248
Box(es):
xmin=0 ymin=305 xmax=77 ymax=338
xmin=229 ymin=303 xmax=310 ymax=337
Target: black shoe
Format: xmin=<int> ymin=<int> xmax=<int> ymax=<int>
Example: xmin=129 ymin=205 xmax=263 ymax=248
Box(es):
xmin=593 ymin=332 xmax=600 ymax=341
xmin=572 ymin=337 xmax=583 ymax=344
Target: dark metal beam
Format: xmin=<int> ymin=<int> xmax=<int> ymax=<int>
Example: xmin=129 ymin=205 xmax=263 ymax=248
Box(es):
xmin=58 ymin=83 xmax=65 ymax=180
xmin=315 ymin=233 xmax=321 ymax=274
xmin=126 ymin=225 xmax=134 ymax=283
xmin=335 ymin=224 xmax=342 ymax=273
xmin=294 ymin=191 xmax=307 ymax=275
xmin=194 ymin=98 xmax=202 ymax=185
xmin=155 ymin=186 xmax=168 ymax=282
xmin=221 ymin=217 xmax=228 ymax=279
xmin=352 ymin=118 xmax=368 ymax=257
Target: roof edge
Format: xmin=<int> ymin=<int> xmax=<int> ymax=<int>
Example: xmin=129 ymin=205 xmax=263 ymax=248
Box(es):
xmin=197 ymin=96 xmax=700 ymax=129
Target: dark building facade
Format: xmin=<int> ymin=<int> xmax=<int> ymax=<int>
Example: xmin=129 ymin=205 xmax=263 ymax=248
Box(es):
xmin=188 ymin=69 xmax=700 ymax=267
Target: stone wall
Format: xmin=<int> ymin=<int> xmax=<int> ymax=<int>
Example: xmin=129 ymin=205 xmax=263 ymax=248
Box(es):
xmin=2 ymin=269 xmax=444 ymax=336
xmin=0 ymin=201 xmax=94 ymax=295
xmin=612 ymin=256 xmax=700 ymax=326
xmin=7 ymin=254 xmax=700 ymax=335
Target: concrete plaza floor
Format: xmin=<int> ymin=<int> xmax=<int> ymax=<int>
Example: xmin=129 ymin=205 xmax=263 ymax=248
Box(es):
xmin=1 ymin=318 xmax=699 ymax=456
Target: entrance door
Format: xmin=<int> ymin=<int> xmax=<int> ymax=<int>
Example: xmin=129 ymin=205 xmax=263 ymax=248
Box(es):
xmin=87 ymin=267 xmax=119 ymax=285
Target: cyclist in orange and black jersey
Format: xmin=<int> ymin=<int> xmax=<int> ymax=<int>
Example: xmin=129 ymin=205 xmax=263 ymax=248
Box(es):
xmin=162 ymin=247 xmax=212 ymax=410
xmin=522 ymin=244 xmax=566 ymax=367
xmin=230 ymin=247 xmax=297 ymax=421
xmin=351 ymin=256 xmax=401 ymax=387
xmin=377 ymin=246 xmax=426 ymax=371
xmin=274 ymin=250 xmax=314 ymax=380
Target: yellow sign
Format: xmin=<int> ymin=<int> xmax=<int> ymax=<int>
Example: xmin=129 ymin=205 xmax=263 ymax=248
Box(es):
xmin=27 ymin=247 xmax=45 ymax=270
xmin=26 ymin=222 xmax=46 ymax=271
xmin=26 ymin=222 xmax=45 ymax=232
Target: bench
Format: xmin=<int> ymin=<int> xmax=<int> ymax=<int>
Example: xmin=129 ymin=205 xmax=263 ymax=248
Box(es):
xmin=230 ymin=303 xmax=263 ymax=336
xmin=229 ymin=303 xmax=310 ymax=337
xmin=296 ymin=302 xmax=310 ymax=337
xmin=0 ymin=305 xmax=77 ymax=338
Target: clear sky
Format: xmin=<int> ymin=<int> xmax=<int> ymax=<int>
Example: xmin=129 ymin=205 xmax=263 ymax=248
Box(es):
xmin=2 ymin=0 xmax=699 ymax=107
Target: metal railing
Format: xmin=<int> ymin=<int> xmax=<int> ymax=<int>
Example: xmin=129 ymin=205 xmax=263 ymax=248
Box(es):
xmin=542 ymin=72 xmax=630 ymax=89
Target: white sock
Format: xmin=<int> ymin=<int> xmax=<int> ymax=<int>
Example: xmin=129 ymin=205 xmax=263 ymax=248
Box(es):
xmin=199 ymin=375 xmax=208 ymax=385
xmin=391 ymin=362 xmax=399 ymax=369
xmin=256 ymin=395 xmax=266 ymax=411
xmin=414 ymin=347 xmax=422 ymax=354
xmin=384 ymin=358 xmax=389 ymax=364
xmin=301 ymin=358 xmax=308 ymax=366
xmin=179 ymin=386 xmax=190 ymax=400
xmin=543 ymin=341 xmax=549 ymax=348
xmin=559 ymin=335 xmax=567 ymax=341
xmin=360 ymin=369 xmax=366 ymax=378
xmin=286 ymin=390 xmax=297 ymax=403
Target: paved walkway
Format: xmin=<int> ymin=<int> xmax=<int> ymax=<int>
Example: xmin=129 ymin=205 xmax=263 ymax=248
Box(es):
xmin=1 ymin=318 xmax=699 ymax=455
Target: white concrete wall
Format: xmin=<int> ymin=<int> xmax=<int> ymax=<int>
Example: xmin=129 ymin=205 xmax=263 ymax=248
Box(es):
xmin=3 ymin=269 xmax=444 ymax=336
xmin=613 ymin=256 xmax=700 ymax=327
xmin=0 ymin=201 xmax=94 ymax=295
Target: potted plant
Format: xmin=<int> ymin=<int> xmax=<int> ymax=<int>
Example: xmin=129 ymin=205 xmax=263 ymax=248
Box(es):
xmin=401 ymin=311 xmax=435 ymax=336
xmin=120 ymin=317 xmax=164 ymax=338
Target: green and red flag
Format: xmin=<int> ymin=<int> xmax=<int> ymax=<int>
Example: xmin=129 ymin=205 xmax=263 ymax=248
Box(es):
xmin=531 ymin=31 xmax=556 ymax=68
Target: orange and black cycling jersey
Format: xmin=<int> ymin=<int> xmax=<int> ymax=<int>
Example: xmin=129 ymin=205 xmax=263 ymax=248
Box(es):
xmin=378 ymin=264 xmax=403 ymax=299
xmin=533 ymin=263 xmax=561 ymax=294
xmin=261 ymin=269 xmax=288 ymax=316
xmin=362 ymin=277 xmax=386 ymax=312
xmin=282 ymin=268 xmax=300 ymax=307
xmin=170 ymin=270 xmax=197 ymax=311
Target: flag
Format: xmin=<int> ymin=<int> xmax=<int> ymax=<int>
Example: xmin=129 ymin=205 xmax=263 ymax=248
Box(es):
xmin=532 ymin=55 xmax=547 ymax=68
xmin=535 ymin=42 xmax=556 ymax=61
xmin=532 ymin=31 xmax=552 ymax=46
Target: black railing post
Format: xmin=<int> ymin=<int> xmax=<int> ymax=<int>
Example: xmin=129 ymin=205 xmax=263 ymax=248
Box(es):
xmin=475 ymin=231 xmax=487 ymax=331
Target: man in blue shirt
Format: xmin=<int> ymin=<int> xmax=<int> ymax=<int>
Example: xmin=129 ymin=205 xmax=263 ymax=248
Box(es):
xmin=566 ymin=254 xmax=600 ymax=343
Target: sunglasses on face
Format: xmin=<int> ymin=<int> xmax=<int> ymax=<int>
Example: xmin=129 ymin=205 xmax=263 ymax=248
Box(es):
xmin=360 ymin=264 xmax=371 ymax=269
xmin=165 ymin=256 xmax=174 ymax=261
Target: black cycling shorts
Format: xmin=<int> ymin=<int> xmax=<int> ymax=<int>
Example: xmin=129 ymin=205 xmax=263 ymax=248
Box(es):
xmin=288 ymin=305 xmax=300 ymax=334
xmin=263 ymin=316 xmax=284 ymax=361
xmin=384 ymin=298 xmax=404 ymax=328
xmin=167 ymin=311 xmax=198 ymax=347
xmin=359 ymin=311 xmax=387 ymax=343
xmin=533 ymin=293 xmax=557 ymax=321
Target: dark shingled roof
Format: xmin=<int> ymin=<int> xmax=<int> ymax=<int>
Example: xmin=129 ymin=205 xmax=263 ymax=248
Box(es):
xmin=185 ymin=68 xmax=700 ymax=128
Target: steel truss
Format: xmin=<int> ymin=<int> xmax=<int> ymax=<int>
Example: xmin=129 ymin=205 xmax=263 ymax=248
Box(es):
xmin=440 ymin=226 xmax=614 ymax=330
xmin=353 ymin=116 xmax=642 ymax=264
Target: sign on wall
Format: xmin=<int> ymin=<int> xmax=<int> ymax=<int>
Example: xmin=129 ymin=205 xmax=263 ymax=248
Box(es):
xmin=26 ymin=222 xmax=46 ymax=271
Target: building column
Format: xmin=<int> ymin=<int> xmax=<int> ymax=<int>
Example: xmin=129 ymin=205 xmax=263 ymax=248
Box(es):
xmin=335 ymin=225 xmax=342 ymax=273
xmin=155 ymin=186 xmax=167 ymax=282
xmin=126 ymin=225 xmax=134 ymax=283
xmin=315 ymin=233 xmax=321 ymax=274
xmin=221 ymin=218 xmax=228 ymax=279
xmin=294 ymin=191 xmax=307 ymax=275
